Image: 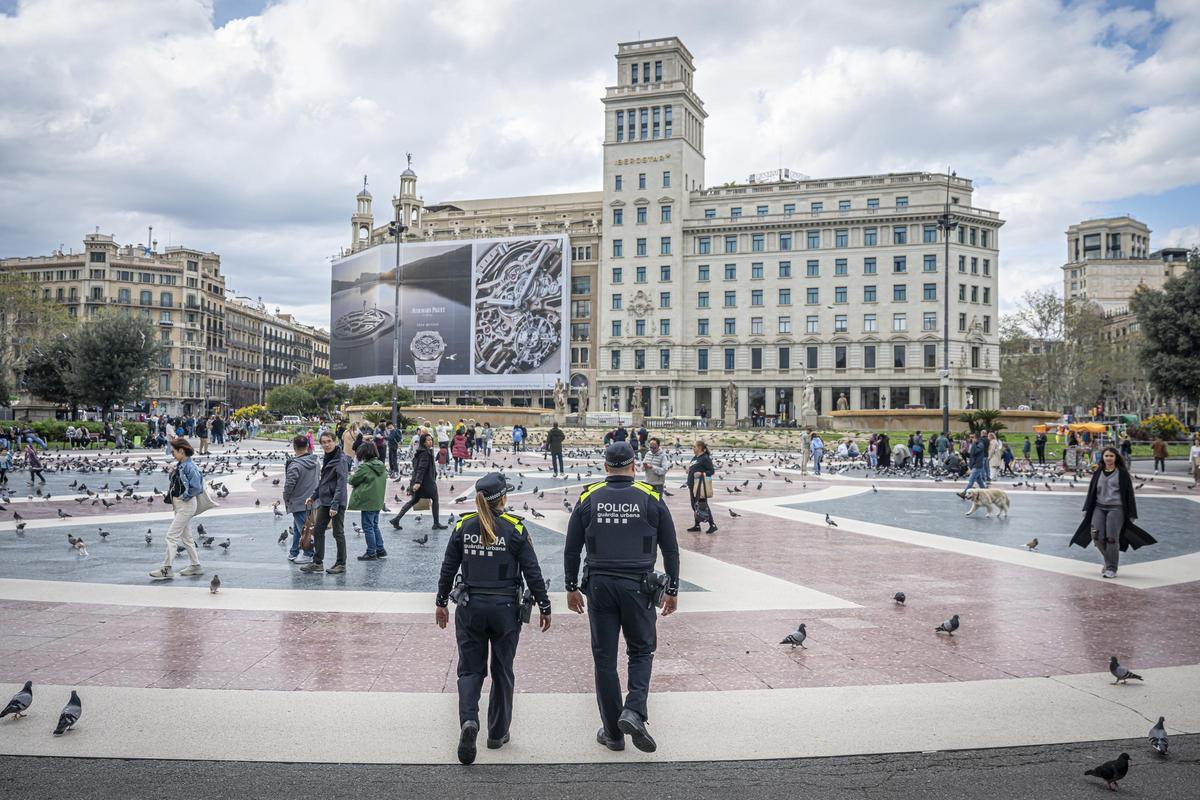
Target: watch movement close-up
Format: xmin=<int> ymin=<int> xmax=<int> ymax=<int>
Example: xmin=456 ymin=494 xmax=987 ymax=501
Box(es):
xmin=473 ymin=240 xmax=563 ymax=374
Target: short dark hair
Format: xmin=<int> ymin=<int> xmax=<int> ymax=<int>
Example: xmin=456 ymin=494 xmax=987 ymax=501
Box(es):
xmin=356 ymin=441 xmax=379 ymax=461
xmin=292 ymin=435 xmax=309 ymax=451
xmin=171 ymin=438 xmax=194 ymax=457
xmin=649 ymin=437 xmax=660 ymax=446
xmin=318 ymin=431 xmax=335 ymax=442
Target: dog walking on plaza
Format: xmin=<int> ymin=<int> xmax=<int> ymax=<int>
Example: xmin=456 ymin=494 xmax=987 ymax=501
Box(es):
xmin=964 ymin=487 xmax=1010 ymax=519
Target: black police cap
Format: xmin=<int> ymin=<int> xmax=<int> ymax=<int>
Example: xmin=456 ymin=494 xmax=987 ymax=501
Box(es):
xmin=604 ymin=441 xmax=637 ymax=468
xmin=475 ymin=472 xmax=512 ymax=502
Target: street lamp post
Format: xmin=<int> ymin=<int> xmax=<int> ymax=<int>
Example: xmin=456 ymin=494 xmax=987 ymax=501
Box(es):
xmin=938 ymin=170 xmax=958 ymax=438
xmin=389 ymin=203 xmax=409 ymax=428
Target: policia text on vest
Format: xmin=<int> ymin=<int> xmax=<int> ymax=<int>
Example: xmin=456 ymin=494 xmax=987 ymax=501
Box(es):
xmin=436 ymin=472 xmax=552 ymax=765
xmin=565 ymin=442 xmax=681 ymax=754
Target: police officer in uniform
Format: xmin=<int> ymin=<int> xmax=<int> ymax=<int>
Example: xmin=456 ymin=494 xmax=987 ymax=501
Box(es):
xmin=436 ymin=472 xmax=552 ymax=765
xmin=565 ymin=441 xmax=680 ymax=753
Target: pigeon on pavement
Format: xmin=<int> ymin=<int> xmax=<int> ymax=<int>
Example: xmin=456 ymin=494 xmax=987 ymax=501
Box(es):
xmin=779 ymin=622 xmax=807 ymax=649
xmin=1084 ymin=752 xmax=1130 ymax=791
xmin=1 ymin=681 xmax=32 ymax=719
xmin=218 ymin=538 xmax=231 ymax=551
xmin=935 ymin=614 xmax=960 ymax=635
xmin=1109 ymin=656 xmax=1142 ymax=684
xmin=412 ymin=533 xmax=429 ymax=545
xmin=210 ymin=575 xmax=221 ymax=594
xmin=1148 ymin=717 xmax=1168 ymax=756
xmin=1025 ymin=538 xmax=1038 ymax=551
xmin=53 ymin=690 xmax=81 ymax=735
xmin=825 ymin=513 xmax=838 ymax=527
xmin=893 ymin=592 xmax=906 ymax=604
xmin=729 ymin=509 xmax=741 ymax=518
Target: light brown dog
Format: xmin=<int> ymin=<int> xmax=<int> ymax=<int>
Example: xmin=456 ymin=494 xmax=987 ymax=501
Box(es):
xmin=965 ymin=487 xmax=1010 ymax=519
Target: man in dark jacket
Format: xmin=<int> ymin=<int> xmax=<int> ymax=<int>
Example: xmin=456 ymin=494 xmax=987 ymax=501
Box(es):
xmin=301 ymin=432 xmax=350 ymax=574
xmin=1035 ymin=432 xmax=1047 ymax=465
xmin=386 ymin=423 xmax=404 ymax=478
xmin=283 ymin=435 xmax=320 ymax=564
xmin=546 ymin=422 xmax=566 ymax=477
xmin=613 ymin=425 xmax=629 ymax=443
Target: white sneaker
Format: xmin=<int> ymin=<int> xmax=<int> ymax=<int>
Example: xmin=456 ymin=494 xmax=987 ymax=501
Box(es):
xmin=288 ymin=554 xmax=298 ymax=562
xmin=179 ymin=565 xmax=204 ymax=577
xmin=293 ymin=555 xmax=313 ymax=565
xmin=149 ymin=566 xmax=173 ymax=580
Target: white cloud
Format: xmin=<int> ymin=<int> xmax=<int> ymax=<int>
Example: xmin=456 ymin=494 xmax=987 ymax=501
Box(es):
xmin=1 ymin=0 xmax=1198 ymax=327
xmin=1159 ymin=224 xmax=1199 ymax=249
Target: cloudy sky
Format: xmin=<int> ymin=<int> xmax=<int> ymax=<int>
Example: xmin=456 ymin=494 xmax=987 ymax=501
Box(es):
xmin=1 ymin=0 xmax=1197 ymax=328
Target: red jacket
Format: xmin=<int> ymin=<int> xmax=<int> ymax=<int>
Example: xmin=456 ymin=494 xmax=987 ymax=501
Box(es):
xmin=451 ymin=436 xmax=469 ymax=460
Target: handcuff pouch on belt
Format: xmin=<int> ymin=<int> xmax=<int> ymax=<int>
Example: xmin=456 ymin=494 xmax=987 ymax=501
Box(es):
xmin=642 ymin=571 xmax=670 ymax=608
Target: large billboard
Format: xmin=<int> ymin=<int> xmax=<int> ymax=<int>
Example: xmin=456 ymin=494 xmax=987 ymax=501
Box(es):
xmin=330 ymin=235 xmax=568 ymax=390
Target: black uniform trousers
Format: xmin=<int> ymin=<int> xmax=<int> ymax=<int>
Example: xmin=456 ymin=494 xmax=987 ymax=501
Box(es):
xmin=455 ymin=594 xmax=522 ymax=740
xmin=586 ymin=573 xmax=657 ymax=737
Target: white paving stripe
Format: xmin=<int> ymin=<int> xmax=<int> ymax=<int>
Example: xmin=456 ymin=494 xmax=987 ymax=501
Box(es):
xmin=0 ymin=666 xmax=1194 ymax=764
xmin=721 ymin=488 xmax=1200 ymax=589
xmin=0 ymin=507 xmax=857 ymax=613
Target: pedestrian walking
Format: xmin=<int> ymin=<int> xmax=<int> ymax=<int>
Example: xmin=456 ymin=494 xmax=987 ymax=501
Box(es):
xmin=911 ymin=431 xmax=925 ymax=468
xmin=479 ymin=422 xmax=493 ymax=457
xmin=282 ymin=434 xmax=319 ymax=564
xmin=958 ymin=434 xmax=989 ymax=496
xmin=546 ymin=422 xmax=565 ymax=477
xmin=391 ymin=432 xmax=448 ymax=530
xmin=195 ymin=416 xmax=209 ymax=455
xmin=451 ymin=431 xmax=469 ymax=475
xmin=149 ymin=438 xmax=205 ymax=580
xmin=300 ymin=432 xmax=350 ymax=575
xmin=1071 ymin=447 xmax=1156 ymax=578
xmin=685 ymin=440 xmax=717 ymax=534
xmin=987 ymin=432 xmax=1002 ymax=480
xmin=349 ymin=441 xmax=388 ymax=560
xmin=641 ymin=437 xmax=670 ymax=495
xmin=436 ymin=472 xmax=552 ymax=764
xmin=1035 ymin=431 xmax=1047 ymax=465
xmin=1190 ymin=433 xmax=1200 ymax=484
xmin=564 ymin=442 xmax=680 ymax=754
xmin=24 ymin=443 xmax=46 ymax=484
xmin=1151 ymin=436 xmax=1168 ymax=473
xmin=0 ymin=446 xmax=11 ymax=486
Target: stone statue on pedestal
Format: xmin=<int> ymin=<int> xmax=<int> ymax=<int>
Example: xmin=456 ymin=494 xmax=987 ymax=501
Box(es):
xmin=576 ymin=385 xmax=588 ymax=416
xmin=553 ymin=378 xmax=567 ymax=413
xmin=799 ymin=375 xmax=817 ymax=424
xmin=836 ymin=392 xmax=849 ymax=411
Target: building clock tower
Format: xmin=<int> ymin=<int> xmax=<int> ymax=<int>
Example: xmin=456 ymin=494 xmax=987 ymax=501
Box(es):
xmin=598 ymin=38 xmax=706 ymax=416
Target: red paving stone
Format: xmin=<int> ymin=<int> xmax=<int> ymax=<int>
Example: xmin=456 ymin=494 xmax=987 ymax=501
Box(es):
xmin=2 ymin=449 xmax=1198 ymax=694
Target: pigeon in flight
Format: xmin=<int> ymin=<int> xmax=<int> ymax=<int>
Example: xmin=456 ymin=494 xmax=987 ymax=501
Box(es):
xmin=53 ymin=690 xmax=81 ymax=735
xmin=1148 ymin=716 xmax=1168 ymax=756
xmin=825 ymin=513 xmax=838 ymax=527
xmin=1109 ymin=656 xmax=1142 ymax=684
xmin=412 ymin=533 xmax=429 ymax=545
xmin=935 ymin=614 xmax=960 ymax=635
xmin=779 ymin=622 xmax=807 ymax=649
xmin=210 ymin=575 xmax=221 ymax=594
xmin=1 ymin=681 xmax=32 ymax=719
xmin=1084 ymin=752 xmax=1130 ymax=791
xmin=893 ymin=592 xmax=905 ymax=605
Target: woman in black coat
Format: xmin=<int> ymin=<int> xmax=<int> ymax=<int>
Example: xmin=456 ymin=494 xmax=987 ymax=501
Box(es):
xmin=877 ymin=433 xmax=891 ymax=468
xmin=1070 ymin=446 xmax=1155 ymax=578
xmin=685 ymin=440 xmax=717 ymax=534
xmin=390 ymin=433 xmax=447 ymax=530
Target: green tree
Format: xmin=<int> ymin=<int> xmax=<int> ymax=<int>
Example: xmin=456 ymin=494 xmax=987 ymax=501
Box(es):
xmin=349 ymin=382 xmax=413 ymax=406
xmin=1129 ymin=250 xmax=1200 ymax=404
xmin=0 ymin=272 xmax=72 ymax=407
xmin=22 ymin=337 xmax=85 ymax=418
xmin=294 ymin=374 xmax=348 ymax=415
xmin=266 ymin=384 xmax=315 ymax=417
xmin=67 ymin=315 xmax=159 ymax=419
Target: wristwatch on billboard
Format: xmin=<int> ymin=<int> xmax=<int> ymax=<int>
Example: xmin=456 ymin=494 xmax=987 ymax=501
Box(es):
xmin=410 ymin=330 xmax=445 ymax=383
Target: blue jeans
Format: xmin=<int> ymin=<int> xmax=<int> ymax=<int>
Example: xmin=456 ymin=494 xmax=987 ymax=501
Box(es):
xmin=813 ymin=451 xmax=824 ymax=474
xmin=360 ymin=510 xmax=383 ymax=555
xmin=965 ymin=467 xmax=988 ymax=491
xmin=289 ymin=510 xmax=313 ymax=558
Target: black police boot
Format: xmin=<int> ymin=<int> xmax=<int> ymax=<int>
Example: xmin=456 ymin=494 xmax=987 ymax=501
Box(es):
xmin=617 ymin=709 xmax=656 ymax=753
xmin=486 ymin=732 xmax=510 ymax=750
xmin=457 ymin=720 xmax=479 ymax=765
xmin=596 ymin=728 xmax=625 ymax=751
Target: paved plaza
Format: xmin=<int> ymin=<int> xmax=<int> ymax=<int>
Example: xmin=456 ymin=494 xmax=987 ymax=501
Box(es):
xmin=1 ymin=438 xmax=1197 ymax=793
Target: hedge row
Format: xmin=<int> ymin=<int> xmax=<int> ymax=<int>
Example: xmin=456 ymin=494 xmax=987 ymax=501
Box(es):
xmin=13 ymin=420 xmax=151 ymax=443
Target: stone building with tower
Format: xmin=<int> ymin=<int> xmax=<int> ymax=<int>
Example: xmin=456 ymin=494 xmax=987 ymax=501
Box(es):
xmin=345 ymin=36 xmax=1004 ymax=418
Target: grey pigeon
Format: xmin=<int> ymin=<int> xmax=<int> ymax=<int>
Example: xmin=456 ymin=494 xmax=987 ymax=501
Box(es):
xmin=1025 ymin=538 xmax=1038 ymax=551
xmin=1 ymin=681 xmax=32 ymax=719
xmin=277 ymin=529 xmax=288 ymax=544
xmin=53 ymin=690 xmax=81 ymax=735
xmin=779 ymin=622 xmax=807 ymax=648
xmin=1109 ymin=656 xmax=1142 ymax=684
xmin=935 ymin=614 xmax=960 ymax=635
xmin=1084 ymin=752 xmax=1130 ymax=791
xmin=218 ymin=538 xmax=231 ymax=551
xmin=893 ymin=592 xmax=905 ymax=604
xmin=412 ymin=533 xmax=429 ymax=545
xmin=729 ymin=509 xmax=741 ymax=518
xmin=825 ymin=513 xmax=838 ymax=527
xmin=1148 ymin=716 xmax=1167 ymax=756
xmin=210 ymin=575 xmax=220 ymax=594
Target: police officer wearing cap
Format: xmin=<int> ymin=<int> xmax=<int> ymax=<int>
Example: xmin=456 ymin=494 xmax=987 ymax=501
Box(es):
xmin=436 ymin=472 xmax=552 ymax=765
xmin=564 ymin=441 xmax=680 ymax=753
